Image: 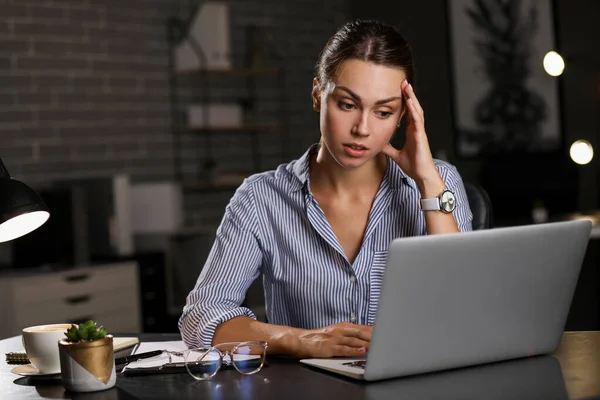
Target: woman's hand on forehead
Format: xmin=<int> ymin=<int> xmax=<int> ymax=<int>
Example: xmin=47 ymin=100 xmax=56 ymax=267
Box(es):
xmin=382 ymin=79 xmax=444 ymax=196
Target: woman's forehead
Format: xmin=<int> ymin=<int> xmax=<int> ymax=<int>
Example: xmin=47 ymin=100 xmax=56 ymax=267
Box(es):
xmin=331 ymin=59 xmax=405 ymax=99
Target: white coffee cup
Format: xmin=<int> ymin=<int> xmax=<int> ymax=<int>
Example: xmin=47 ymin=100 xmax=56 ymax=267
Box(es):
xmin=22 ymin=323 xmax=72 ymax=374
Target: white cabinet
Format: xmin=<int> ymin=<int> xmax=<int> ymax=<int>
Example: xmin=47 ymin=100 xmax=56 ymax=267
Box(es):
xmin=0 ymin=261 xmax=141 ymax=339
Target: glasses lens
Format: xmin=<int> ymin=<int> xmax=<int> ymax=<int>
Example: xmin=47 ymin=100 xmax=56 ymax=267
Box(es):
xmin=185 ymin=348 xmax=221 ymax=380
xmin=232 ymin=343 xmax=266 ymax=375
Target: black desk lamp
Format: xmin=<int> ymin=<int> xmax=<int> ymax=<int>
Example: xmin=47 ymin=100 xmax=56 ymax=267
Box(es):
xmin=0 ymin=157 xmax=50 ymax=243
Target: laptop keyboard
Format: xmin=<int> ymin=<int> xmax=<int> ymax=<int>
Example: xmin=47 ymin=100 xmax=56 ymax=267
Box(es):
xmin=342 ymin=360 xmax=366 ymax=369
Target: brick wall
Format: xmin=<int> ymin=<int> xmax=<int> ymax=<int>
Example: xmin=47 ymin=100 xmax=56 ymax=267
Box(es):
xmin=0 ymin=0 xmax=179 ymax=184
xmin=0 ymin=0 xmax=349 ymax=228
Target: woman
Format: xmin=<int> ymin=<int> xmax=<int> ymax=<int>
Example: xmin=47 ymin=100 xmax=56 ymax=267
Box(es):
xmin=179 ymin=19 xmax=473 ymax=359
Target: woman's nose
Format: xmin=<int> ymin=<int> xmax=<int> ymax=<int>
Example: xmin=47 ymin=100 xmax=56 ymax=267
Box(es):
xmin=352 ymin=113 xmax=370 ymax=137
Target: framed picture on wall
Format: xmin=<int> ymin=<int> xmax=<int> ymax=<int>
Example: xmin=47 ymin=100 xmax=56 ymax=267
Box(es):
xmin=446 ymin=0 xmax=562 ymax=158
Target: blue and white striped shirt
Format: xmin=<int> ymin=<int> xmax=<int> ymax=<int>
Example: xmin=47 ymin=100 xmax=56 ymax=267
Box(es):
xmin=179 ymin=144 xmax=473 ymax=347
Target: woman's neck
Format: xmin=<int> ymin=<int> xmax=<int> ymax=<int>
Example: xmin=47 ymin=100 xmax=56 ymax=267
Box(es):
xmin=309 ymin=144 xmax=387 ymax=196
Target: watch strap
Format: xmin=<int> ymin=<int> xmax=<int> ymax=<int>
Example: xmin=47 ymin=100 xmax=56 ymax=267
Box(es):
xmin=419 ymin=197 xmax=440 ymax=211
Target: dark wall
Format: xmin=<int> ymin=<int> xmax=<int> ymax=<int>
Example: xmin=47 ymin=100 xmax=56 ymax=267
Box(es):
xmin=349 ymin=0 xmax=600 ymax=219
xmin=0 ymin=0 xmax=350 ymax=228
xmin=1 ymin=0 xmax=598 ymax=225
xmin=0 ymin=0 xmax=178 ymax=182
xmin=554 ymin=0 xmax=600 ymax=213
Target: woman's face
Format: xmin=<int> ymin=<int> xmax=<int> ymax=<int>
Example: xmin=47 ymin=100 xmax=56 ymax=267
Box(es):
xmin=313 ymin=59 xmax=406 ymax=169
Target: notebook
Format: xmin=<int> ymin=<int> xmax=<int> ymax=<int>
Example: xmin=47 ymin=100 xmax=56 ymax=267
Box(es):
xmin=121 ymin=341 xmax=262 ymax=376
xmin=113 ymin=337 xmax=140 ymax=352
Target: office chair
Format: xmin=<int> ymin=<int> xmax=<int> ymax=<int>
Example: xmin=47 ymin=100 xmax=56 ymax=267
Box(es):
xmin=463 ymin=181 xmax=494 ymax=230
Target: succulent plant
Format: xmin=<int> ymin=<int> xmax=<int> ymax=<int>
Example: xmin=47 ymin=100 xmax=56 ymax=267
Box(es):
xmin=64 ymin=320 xmax=108 ymax=342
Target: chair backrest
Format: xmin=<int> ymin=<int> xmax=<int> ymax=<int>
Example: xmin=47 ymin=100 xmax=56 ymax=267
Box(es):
xmin=463 ymin=181 xmax=493 ymax=230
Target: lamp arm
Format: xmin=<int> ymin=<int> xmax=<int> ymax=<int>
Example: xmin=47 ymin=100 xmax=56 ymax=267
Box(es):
xmin=0 ymin=157 xmax=10 ymax=178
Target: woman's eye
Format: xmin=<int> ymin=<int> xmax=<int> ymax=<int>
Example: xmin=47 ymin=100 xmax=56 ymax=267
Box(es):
xmin=338 ymin=101 xmax=355 ymax=110
xmin=377 ymin=111 xmax=392 ymax=118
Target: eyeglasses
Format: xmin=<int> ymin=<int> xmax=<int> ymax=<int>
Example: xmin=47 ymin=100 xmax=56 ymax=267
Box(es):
xmin=182 ymin=341 xmax=268 ymax=380
xmin=124 ymin=341 xmax=268 ymax=380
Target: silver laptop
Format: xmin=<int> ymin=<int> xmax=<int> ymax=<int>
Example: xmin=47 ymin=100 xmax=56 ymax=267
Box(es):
xmin=300 ymin=220 xmax=591 ymax=381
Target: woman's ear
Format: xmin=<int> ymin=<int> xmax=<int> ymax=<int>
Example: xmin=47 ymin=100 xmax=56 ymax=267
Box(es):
xmin=312 ymin=78 xmax=321 ymax=112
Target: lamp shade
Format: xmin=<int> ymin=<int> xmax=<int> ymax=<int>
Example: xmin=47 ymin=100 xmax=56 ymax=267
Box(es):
xmin=0 ymin=176 xmax=50 ymax=243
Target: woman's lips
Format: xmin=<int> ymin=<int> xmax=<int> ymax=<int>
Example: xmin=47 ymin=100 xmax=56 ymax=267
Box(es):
xmin=343 ymin=144 xmax=368 ymax=157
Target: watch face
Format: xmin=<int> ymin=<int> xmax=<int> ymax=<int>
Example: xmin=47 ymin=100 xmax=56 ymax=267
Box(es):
xmin=440 ymin=190 xmax=456 ymax=213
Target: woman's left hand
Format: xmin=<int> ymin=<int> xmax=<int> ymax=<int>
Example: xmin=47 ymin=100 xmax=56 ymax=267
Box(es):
xmin=381 ymin=80 xmax=444 ymax=197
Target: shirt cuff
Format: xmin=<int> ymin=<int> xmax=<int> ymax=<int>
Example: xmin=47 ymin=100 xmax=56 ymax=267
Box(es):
xmin=193 ymin=307 xmax=257 ymax=348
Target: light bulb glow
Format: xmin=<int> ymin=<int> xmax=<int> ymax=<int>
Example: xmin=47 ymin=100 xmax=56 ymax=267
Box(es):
xmin=0 ymin=211 xmax=49 ymax=243
xmin=543 ymin=51 xmax=565 ymax=76
xmin=570 ymin=140 xmax=594 ymax=165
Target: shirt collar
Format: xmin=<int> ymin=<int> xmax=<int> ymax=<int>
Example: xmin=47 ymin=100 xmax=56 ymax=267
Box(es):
xmin=385 ymin=156 xmax=416 ymax=191
xmin=289 ymin=143 xmax=416 ymax=192
xmin=289 ymin=143 xmax=318 ymax=192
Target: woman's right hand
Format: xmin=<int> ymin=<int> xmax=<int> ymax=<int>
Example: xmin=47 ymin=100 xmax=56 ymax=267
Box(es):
xmin=289 ymin=322 xmax=373 ymax=358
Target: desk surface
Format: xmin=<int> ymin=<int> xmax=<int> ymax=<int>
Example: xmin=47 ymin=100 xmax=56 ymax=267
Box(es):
xmin=2 ymin=331 xmax=600 ymax=400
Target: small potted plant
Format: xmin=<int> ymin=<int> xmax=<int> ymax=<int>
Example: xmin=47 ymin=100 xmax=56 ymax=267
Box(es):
xmin=58 ymin=320 xmax=116 ymax=393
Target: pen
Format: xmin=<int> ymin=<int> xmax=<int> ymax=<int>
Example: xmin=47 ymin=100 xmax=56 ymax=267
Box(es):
xmin=115 ymin=350 xmax=163 ymax=365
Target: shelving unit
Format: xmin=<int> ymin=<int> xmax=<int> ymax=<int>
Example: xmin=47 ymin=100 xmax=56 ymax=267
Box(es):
xmin=166 ymin=15 xmax=288 ymax=192
xmin=163 ymin=7 xmax=278 ymax=317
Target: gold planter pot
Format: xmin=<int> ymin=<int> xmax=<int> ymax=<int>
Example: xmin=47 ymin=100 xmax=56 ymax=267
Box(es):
xmin=58 ymin=335 xmax=116 ymax=392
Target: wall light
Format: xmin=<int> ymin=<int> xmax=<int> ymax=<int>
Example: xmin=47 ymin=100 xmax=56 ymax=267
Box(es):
xmin=543 ymin=51 xmax=565 ymax=77
xmin=570 ymin=140 xmax=594 ymax=165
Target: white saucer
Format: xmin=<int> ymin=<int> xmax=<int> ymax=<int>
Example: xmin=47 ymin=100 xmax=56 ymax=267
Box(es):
xmin=11 ymin=364 xmax=60 ymax=377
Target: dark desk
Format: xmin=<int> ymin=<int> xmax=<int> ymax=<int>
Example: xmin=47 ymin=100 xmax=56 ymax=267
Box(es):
xmin=2 ymin=332 xmax=600 ymax=400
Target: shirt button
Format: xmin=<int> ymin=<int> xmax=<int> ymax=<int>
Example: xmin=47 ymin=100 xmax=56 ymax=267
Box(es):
xmin=350 ymin=275 xmax=356 ymax=283
xmin=350 ymin=313 xmax=356 ymax=322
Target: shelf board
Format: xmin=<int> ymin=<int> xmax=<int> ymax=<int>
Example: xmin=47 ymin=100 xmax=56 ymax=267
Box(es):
xmin=175 ymin=67 xmax=280 ymax=77
xmin=182 ymin=172 xmax=253 ymax=190
xmin=185 ymin=123 xmax=280 ymax=133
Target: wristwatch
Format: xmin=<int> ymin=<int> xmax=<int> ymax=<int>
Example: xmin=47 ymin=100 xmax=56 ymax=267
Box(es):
xmin=420 ymin=189 xmax=456 ymax=213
